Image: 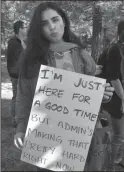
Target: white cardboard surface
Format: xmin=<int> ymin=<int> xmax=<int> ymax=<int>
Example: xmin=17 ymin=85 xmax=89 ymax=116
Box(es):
xmin=21 ymin=65 xmax=106 ymax=171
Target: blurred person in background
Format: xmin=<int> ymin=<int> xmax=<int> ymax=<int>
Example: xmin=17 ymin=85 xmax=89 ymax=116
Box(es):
xmin=7 ymin=20 xmax=27 ymax=128
xmin=103 ymin=20 xmax=124 ymax=171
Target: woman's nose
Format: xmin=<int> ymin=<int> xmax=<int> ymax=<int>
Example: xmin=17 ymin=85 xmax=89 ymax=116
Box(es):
xmin=49 ymin=22 xmax=55 ymax=30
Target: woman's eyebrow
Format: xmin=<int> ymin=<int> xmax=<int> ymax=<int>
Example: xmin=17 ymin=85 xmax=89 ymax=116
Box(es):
xmin=51 ymin=16 xmax=59 ymax=20
xmin=41 ymin=16 xmax=59 ymax=22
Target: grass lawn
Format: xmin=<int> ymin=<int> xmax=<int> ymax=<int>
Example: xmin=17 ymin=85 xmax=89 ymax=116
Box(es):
xmin=1 ymin=59 xmax=36 ymax=171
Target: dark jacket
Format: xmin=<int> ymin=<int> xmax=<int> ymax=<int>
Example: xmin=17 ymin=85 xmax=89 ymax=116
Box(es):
xmin=102 ymin=43 xmax=124 ymax=119
xmin=15 ymin=45 xmax=96 ymax=134
xmin=7 ymin=36 xmax=23 ymax=78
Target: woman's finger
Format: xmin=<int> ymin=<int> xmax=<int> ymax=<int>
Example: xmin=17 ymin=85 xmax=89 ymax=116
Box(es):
xmin=18 ymin=138 xmax=23 ymax=147
xmin=103 ymin=86 xmax=114 ymax=92
xmin=103 ymin=95 xmax=110 ymax=100
xmin=14 ymin=136 xmax=23 ymax=150
xmin=16 ymin=137 xmax=23 ymax=150
xmin=14 ymin=138 xmax=22 ymax=150
xmin=105 ymin=87 xmax=114 ymax=91
xmin=103 ymin=83 xmax=110 ymax=87
xmin=104 ymin=91 xmax=113 ymax=97
xmin=14 ymin=138 xmax=19 ymax=149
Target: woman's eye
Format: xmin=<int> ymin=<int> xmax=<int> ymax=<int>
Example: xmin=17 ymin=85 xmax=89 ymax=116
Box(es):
xmin=41 ymin=22 xmax=48 ymax=26
xmin=53 ymin=18 xmax=59 ymax=23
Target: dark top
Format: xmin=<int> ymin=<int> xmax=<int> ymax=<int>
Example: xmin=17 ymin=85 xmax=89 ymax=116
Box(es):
xmin=7 ymin=36 xmax=23 ymax=78
xmin=103 ymin=43 xmax=123 ymax=119
xmin=107 ymin=44 xmax=122 ymax=81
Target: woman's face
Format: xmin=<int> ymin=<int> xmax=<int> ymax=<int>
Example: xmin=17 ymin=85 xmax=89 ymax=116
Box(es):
xmin=41 ymin=8 xmax=65 ymax=43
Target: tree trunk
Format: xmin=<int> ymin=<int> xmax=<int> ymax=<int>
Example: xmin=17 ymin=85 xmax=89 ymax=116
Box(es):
xmin=103 ymin=27 xmax=108 ymax=49
xmin=91 ymin=2 xmax=102 ymax=62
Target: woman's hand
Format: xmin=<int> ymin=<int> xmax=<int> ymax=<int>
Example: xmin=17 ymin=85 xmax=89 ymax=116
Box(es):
xmin=95 ymin=65 xmax=103 ymax=76
xmin=102 ymin=83 xmax=114 ymax=103
xmin=14 ymin=132 xmax=25 ymax=150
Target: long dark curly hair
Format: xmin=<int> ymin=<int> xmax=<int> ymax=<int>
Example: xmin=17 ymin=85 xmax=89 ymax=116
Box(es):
xmin=20 ymin=2 xmax=84 ymax=78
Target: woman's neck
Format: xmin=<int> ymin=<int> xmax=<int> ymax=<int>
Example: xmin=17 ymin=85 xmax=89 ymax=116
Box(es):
xmin=50 ymin=40 xmax=64 ymax=47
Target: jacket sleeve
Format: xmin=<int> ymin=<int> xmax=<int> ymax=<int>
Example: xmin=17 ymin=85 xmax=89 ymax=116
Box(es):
xmin=106 ymin=45 xmax=121 ymax=80
xmin=80 ymin=49 xmax=96 ymax=76
xmin=15 ymin=76 xmax=34 ymax=134
xmin=7 ymin=39 xmax=22 ymax=67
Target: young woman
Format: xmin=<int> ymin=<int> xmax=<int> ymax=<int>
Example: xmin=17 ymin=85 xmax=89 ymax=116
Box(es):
xmin=103 ymin=21 xmax=124 ymax=171
xmin=14 ymin=2 xmax=114 ymax=171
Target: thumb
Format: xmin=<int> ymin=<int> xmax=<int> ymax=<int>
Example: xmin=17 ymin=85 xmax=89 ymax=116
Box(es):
xmin=14 ymin=138 xmax=22 ymax=150
xmin=15 ymin=137 xmax=24 ymax=150
xmin=14 ymin=133 xmax=24 ymax=150
xmin=18 ymin=137 xmax=23 ymax=146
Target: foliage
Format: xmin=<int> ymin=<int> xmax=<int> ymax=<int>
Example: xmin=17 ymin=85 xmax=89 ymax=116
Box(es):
xmin=1 ymin=1 xmax=124 ymax=58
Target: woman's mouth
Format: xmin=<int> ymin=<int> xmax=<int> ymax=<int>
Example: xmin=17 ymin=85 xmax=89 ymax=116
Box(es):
xmin=51 ymin=32 xmax=58 ymax=37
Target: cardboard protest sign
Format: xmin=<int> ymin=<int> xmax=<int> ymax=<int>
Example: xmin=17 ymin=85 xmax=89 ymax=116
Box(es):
xmin=21 ymin=65 xmax=106 ymax=171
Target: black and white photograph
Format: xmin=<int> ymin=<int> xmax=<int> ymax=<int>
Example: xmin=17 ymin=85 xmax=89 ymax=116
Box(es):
xmin=1 ymin=0 xmax=124 ymax=171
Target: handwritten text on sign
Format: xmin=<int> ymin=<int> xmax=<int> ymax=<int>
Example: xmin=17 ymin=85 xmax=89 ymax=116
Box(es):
xmin=21 ymin=65 xmax=106 ymax=171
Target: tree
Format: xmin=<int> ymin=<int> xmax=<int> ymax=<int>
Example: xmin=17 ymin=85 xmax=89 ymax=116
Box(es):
xmin=91 ymin=2 xmax=102 ymax=61
xmin=1 ymin=1 xmax=124 ymax=59
xmin=1 ymin=0 xmax=36 ymax=56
